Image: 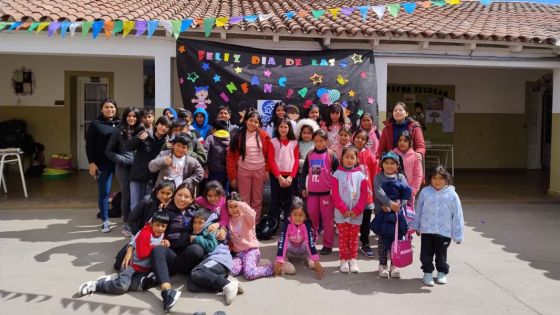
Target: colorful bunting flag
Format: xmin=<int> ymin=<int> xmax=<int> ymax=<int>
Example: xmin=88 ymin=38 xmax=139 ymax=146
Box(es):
xmin=340 ymin=7 xmax=354 ymax=16
xmin=159 ymin=20 xmax=172 ymax=35
xmin=27 ymin=21 xmax=40 ymax=33
xmin=372 ymin=5 xmax=386 ymax=19
xmin=171 ymin=20 xmax=182 ymax=39
xmin=47 ymin=21 xmax=60 ymax=37
xmin=147 ymin=20 xmax=159 ymax=38
xmin=81 ymin=21 xmax=92 ymax=36
xmin=216 ymin=17 xmax=228 ymax=27
xmin=92 ymin=20 xmax=104 ymax=39
xmin=135 ymin=21 xmax=147 ymax=36
xmin=387 ymin=4 xmax=401 ymax=17
xmin=445 ymin=0 xmax=461 ymax=4
xmin=230 ymin=16 xmax=243 ymax=24
xmin=432 ymin=0 xmax=446 ymax=6
xmin=285 ymin=11 xmax=295 ymax=20
xmin=244 ymin=15 xmax=258 ymax=23
xmin=104 ymin=21 xmax=114 ymax=38
xmin=259 ymin=13 xmax=274 ymax=21
xmin=421 ymin=1 xmax=432 ymax=8
xmin=203 ymin=18 xmax=216 ymax=37
xmin=123 ymin=20 xmax=134 ymax=37
xmin=480 ymin=0 xmax=491 ymax=5
xmin=8 ymin=21 xmax=23 ymax=31
xmin=403 ymin=2 xmax=417 ymax=13
xmin=69 ymin=22 xmax=82 ymax=37
xmin=357 ymin=6 xmax=370 ymax=21
xmin=0 ymin=22 xmax=10 ymax=31
xmin=328 ymin=8 xmax=341 ymax=18
xmin=312 ymin=10 xmax=325 ymax=19
xmin=181 ymin=19 xmax=193 ymax=32
xmin=298 ymin=11 xmax=309 ymax=18
xmin=60 ymin=20 xmax=71 ymax=38
xmin=112 ymin=20 xmax=123 ymax=35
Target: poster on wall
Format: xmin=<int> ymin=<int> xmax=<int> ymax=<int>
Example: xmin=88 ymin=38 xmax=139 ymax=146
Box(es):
xmin=176 ymin=39 xmax=377 ymax=126
xmin=442 ymin=98 xmax=455 ymax=132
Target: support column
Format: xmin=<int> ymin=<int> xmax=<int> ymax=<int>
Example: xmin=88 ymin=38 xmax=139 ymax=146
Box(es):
xmin=375 ymin=58 xmax=388 ymax=129
xmin=154 ymin=54 xmax=172 ymax=117
xmin=549 ymin=68 xmax=560 ymax=196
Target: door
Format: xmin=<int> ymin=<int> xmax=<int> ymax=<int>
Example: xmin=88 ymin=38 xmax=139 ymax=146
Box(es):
xmin=526 ymin=84 xmax=543 ymax=169
xmin=76 ymin=77 xmax=109 ymax=169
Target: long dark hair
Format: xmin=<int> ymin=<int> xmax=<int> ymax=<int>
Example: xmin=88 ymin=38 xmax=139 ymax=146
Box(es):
xmin=230 ymin=110 xmax=262 ymax=161
xmin=153 ymin=116 xmax=172 ymax=136
xmin=268 ymin=101 xmax=287 ymax=127
xmin=170 ymin=182 xmax=194 ymax=210
xmin=325 ymin=103 xmax=345 ymax=130
xmin=120 ymin=107 xmax=142 ymax=140
xmin=274 ymin=117 xmax=296 ymax=140
xmin=427 ymin=165 xmax=452 ymax=186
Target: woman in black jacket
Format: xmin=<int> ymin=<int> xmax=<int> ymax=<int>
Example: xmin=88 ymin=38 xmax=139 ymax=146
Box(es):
xmin=105 ymin=107 xmax=141 ymax=236
xmin=86 ymin=98 xmax=120 ymax=233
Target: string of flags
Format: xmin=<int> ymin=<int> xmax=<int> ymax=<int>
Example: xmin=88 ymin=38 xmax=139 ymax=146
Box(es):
xmin=0 ymin=0 xmax=556 ymax=39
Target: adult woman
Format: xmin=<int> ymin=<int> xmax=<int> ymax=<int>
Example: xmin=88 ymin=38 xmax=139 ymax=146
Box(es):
xmin=86 ymin=98 xmax=120 ymax=233
xmin=105 ymin=107 xmax=141 ymax=236
xmin=376 ymin=101 xmax=425 ymax=160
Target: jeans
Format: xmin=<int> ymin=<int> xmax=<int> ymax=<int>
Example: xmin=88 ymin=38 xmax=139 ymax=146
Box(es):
xmin=97 ymin=164 xmax=114 ymax=221
xmin=150 ymin=244 xmax=205 ymax=284
xmin=97 ymin=266 xmax=148 ymax=295
xmin=188 ymin=259 xmax=229 ymax=292
xmin=115 ymin=164 xmax=131 ymax=221
xmin=130 ymin=180 xmax=151 ymax=211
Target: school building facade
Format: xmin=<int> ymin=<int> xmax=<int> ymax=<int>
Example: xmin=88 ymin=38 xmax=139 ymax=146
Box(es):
xmin=1 ymin=1 xmax=560 ymax=195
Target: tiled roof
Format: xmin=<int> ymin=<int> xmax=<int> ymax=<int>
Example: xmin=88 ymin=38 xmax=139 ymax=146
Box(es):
xmin=1 ymin=0 xmax=560 ymax=45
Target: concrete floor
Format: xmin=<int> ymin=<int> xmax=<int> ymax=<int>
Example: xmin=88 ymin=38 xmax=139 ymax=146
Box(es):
xmin=0 ymin=170 xmax=559 ymax=314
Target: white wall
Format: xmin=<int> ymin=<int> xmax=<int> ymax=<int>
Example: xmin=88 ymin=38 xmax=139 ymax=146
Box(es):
xmin=0 ymin=55 xmax=143 ymax=107
xmin=388 ymin=66 xmax=549 ymax=114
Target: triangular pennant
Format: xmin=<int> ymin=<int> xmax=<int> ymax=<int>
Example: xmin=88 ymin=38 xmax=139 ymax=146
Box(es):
xmin=122 ymin=20 xmax=134 ymax=37
xmin=432 ymin=0 xmax=446 ymax=7
xmin=203 ymin=18 xmax=216 ymax=37
xmin=402 ymin=2 xmax=417 ymax=13
xmin=147 ymin=20 xmax=159 ymax=38
xmin=69 ymin=22 xmax=82 ymax=36
xmin=60 ymin=20 xmax=71 ymax=38
xmin=328 ymin=8 xmax=341 ymax=18
xmin=445 ymin=0 xmax=460 ymax=4
xmin=298 ymin=11 xmax=309 ymax=18
xmin=421 ymin=1 xmax=432 ymax=8
xmin=47 ymin=21 xmax=60 ymax=37
xmin=372 ymin=5 xmax=386 ymax=19
xmin=17 ymin=22 xmax=31 ymax=30
xmin=0 ymin=22 xmax=10 ymax=31
xmin=259 ymin=13 xmax=274 ymax=21
xmin=159 ymin=20 xmax=172 ymax=35
xmin=8 ymin=21 xmax=23 ymax=31
xmin=340 ymin=7 xmax=354 ymax=16
xmin=216 ymin=17 xmax=228 ymax=27
xmin=112 ymin=20 xmax=123 ymax=34
xmin=229 ymin=16 xmax=242 ymax=24
xmin=285 ymin=11 xmax=295 ymax=20
xmin=387 ymin=4 xmax=401 ymax=17
xmin=244 ymin=15 xmax=258 ymax=23
xmin=312 ymin=9 xmax=325 ymax=19
xmin=104 ymin=21 xmax=114 ymax=38
xmin=81 ymin=21 xmax=92 ymax=36
xmin=92 ymin=20 xmax=104 ymax=39
xmin=357 ymin=6 xmax=370 ymax=21
xmin=171 ymin=20 xmax=181 ymax=39
xmin=480 ymin=0 xmax=491 ymax=5
xmin=180 ymin=19 xmax=193 ymax=32
xmin=27 ymin=21 xmax=40 ymax=33
xmin=135 ymin=21 xmax=147 ymax=36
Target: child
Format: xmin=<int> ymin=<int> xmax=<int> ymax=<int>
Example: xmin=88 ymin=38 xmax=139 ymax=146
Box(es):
xmin=228 ymin=192 xmax=274 ymax=280
xmin=357 ymin=112 xmax=380 ymax=157
xmin=320 ymin=103 xmax=346 ymax=149
xmin=333 ymin=127 xmax=352 ymax=160
xmin=392 ymin=130 xmax=423 ymax=215
xmin=163 ymin=107 xmax=177 ymax=120
xmin=331 ymin=146 xmax=368 ymax=273
xmin=141 ymin=109 xmax=155 ymax=130
xmin=294 ymin=118 xmax=320 ymax=196
xmin=226 ymin=111 xmax=271 ymax=222
xmin=412 ymin=165 xmax=464 ymax=286
xmin=265 ymin=101 xmax=296 ymax=138
xmin=373 ymin=151 xmax=411 ymax=278
xmin=188 ymin=208 xmax=240 ymax=305
xmin=305 ymin=104 xmax=321 ymax=126
xmin=128 ymin=179 xmax=175 ymax=235
xmin=300 ymin=129 xmax=338 ymax=255
xmin=78 ymin=212 xmax=178 ymax=310
xmin=193 ymin=108 xmax=211 ymax=140
xmin=204 ymin=119 xmax=231 ymax=190
xmin=148 ymin=134 xmax=203 ymax=192
xmin=267 ymin=117 xmax=299 ymax=222
xmin=195 ymin=180 xmax=230 ymax=231
xmin=274 ymin=198 xmax=324 ymax=279
xmin=217 ymin=105 xmax=239 ymax=135
xmin=353 ymin=129 xmax=378 ymax=258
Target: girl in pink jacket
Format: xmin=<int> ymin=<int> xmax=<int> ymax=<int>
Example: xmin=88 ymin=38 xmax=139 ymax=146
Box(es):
xmin=195 ymin=180 xmax=230 ymax=229
xmin=392 ymin=130 xmax=423 ymax=214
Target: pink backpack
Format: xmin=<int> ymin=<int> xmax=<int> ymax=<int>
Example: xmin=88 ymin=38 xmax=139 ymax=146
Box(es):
xmin=391 ymin=213 xmax=413 ymax=268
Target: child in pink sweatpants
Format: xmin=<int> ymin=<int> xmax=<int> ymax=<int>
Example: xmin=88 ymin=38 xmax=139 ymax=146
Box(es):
xmin=300 ymin=129 xmax=339 ymax=255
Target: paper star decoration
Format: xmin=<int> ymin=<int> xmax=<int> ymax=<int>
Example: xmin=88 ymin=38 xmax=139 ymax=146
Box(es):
xmin=339 ymin=62 xmax=348 ymax=68
xmin=348 ymin=90 xmax=356 ymax=97
xmin=336 ymin=74 xmax=348 ymax=85
xmin=368 ymin=97 xmax=375 ymax=104
xmin=350 ymin=53 xmax=363 ymax=64
xmin=263 ymin=69 xmax=272 ymax=77
xmin=179 ymin=77 xmax=185 ymax=85
xmin=234 ymin=67 xmax=243 ymax=74
xmin=310 ymin=73 xmax=323 ymax=85
xmin=201 ymin=63 xmax=210 ymax=71
xmin=187 ymin=72 xmax=199 ymax=83
xmin=360 ymin=71 xmax=367 ymax=78
xmin=213 ymin=74 xmax=221 ymax=83
xmin=178 ymin=45 xmax=186 ymax=53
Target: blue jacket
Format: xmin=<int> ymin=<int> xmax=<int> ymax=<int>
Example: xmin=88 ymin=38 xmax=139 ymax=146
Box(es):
xmin=370 ymin=209 xmax=408 ymax=248
xmin=193 ymin=108 xmax=211 ymax=140
xmin=411 ymin=185 xmax=464 ymax=243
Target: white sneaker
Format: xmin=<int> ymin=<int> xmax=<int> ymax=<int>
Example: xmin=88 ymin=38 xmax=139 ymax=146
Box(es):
xmin=348 ymin=259 xmax=360 ymax=273
xmin=436 ymin=272 xmax=447 ymax=284
xmin=307 ymin=260 xmax=316 ymax=270
xmin=339 ymin=260 xmax=349 ymax=273
xmin=101 ymin=221 xmax=111 ymax=233
xmin=378 ymin=265 xmax=389 ymax=278
xmin=78 ymin=280 xmax=97 ymax=296
xmin=227 ymin=275 xmax=243 ymax=295
xmin=390 ymin=266 xmax=400 ymax=278
xmin=423 ymin=273 xmax=435 ymax=286
xmin=281 ymin=261 xmax=296 ymax=275
xmin=223 ymin=280 xmax=239 ymax=305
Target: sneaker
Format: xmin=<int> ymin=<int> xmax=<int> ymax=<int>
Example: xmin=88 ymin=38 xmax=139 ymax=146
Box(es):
xmin=320 ymin=247 xmax=332 ymax=255
xmin=390 ymin=266 xmax=400 ymax=278
xmin=78 ymin=280 xmax=97 ymax=296
xmin=258 ymin=258 xmax=271 ymax=266
xmin=423 ymin=273 xmax=435 ymax=286
xmin=162 ymin=289 xmax=181 ymax=312
xmin=307 ymin=260 xmax=316 ymax=270
xmin=121 ymin=224 xmax=134 ymax=237
xmin=101 ymin=221 xmax=111 ymax=233
xmin=227 ymin=275 xmax=244 ymax=295
xmin=139 ymin=272 xmax=157 ymax=291
xmin=223 ymin=280 xmax=239 ymax=305
xmin=360 ymin=245 xmax=374 ymax=258
xmin=339 ymin=260 xmax=349 ymax=273
xmin=349 ymin=259 xmax=360 ymax=273
xmin=378 ymin=265 xmax=389 ymax=278
xmin=281 ymin=261 xmax=296 ymax=275
xmin=436 ymin=272 xmax=447 ymax=284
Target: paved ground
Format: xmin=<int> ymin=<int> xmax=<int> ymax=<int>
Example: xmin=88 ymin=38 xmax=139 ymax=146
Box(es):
xmin=1 ymin=200 xmax=559 ymax=315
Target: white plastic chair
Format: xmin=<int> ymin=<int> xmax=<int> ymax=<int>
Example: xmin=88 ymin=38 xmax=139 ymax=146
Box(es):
xmin=0 ymin=148 xmax=28 ymax=198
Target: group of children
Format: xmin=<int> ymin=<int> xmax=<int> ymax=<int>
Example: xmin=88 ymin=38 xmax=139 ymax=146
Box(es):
xmin=80 ymin=100 xmax=465 ymax=311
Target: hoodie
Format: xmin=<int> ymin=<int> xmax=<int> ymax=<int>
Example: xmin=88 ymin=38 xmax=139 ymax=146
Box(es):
xmin=392 ymin=147 xmax=423 ymax=198
xmin=204 ymin=129 xmax=230 ymax=173
xmin=193 ymin=108 xmax=211 ymax=140
xmin=195 ymin=195 xmax=230 ymax=228
xmin=130 ymin=223 xmax=164 ymax=272
xmin=164 ymin=107 xmax=178 ymax=119
xmin=377 ymin=119 xmax=425 ymax=158
xmin=412 ymin=185 xmax=464 ymax=243
xmin=331 ymin=165 xmax=368 ymax=225
xmin=275 ymin=218 xmax=319 ymax=263
xmin=228 ymin=201 xmax=259 ymax=253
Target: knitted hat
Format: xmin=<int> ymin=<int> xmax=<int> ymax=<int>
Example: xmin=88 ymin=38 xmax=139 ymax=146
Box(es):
xmin=381 ymin=151 xmax=400 ymax=165
xmin=212 ymin=119 xmax=229 ymax=131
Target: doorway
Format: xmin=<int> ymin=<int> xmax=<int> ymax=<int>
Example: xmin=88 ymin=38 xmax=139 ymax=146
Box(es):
xmin=525 ymin=75 xmax=553 ymax=170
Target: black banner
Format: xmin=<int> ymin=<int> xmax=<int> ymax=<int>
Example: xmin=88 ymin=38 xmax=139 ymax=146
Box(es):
xmin=176 ymin=39 xmax=377 ymax=126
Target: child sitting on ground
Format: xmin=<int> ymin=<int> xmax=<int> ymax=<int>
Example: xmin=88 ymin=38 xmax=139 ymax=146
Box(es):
xmin=196 ymin=180 xmax=230 ymax=231
xmin=128 ymin=179 xmax=175 ymax=235
xmin=187 ymin=208 xmax=241 ymax=305
xmin=274 ymin=197 xmax=324 ymax=279
xmin=78 ymin=212 xmax=170 ymax=297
